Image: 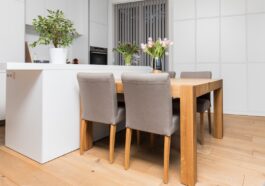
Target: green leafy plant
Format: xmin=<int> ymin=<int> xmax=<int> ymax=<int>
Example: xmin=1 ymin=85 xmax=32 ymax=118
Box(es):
xmin=113 ymin=43 xmax=139 ymax=65
xmin=31 ymin=9 xmax=78 ymax=48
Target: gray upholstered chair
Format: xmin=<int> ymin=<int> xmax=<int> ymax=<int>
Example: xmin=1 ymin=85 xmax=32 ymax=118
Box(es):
xmin=77 ymin=73 xmax=125 ymax=163
xmin=122 ymin=73 xmax=179 ymax=184
xmin=168 ymin=71 xmax=176 ymax=79
xmin=180 ymin=71 xmax=212 ymax=145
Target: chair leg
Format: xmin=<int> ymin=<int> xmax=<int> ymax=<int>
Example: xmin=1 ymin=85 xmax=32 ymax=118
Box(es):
xmin=200 ymin=112 xmax=204 ymax=145
xmin=80 ymin=119 xmax=86 ymax=155
xmin=150 ymin=133 xmax=155 ymax=147
xmin=208 ymin=108 xmax=212 ymax=134
xmin=125 ymin=128 xmax=132 ymax=170
xmin=109 ymin=124 xmax=117 ymax=164
xmin=136 ymin=130 xmax=140 ymax=145
xmin=163 ymin=136 xmax=171 ymax=184
xmin=80 ymin=119 xmax=93 ymax=155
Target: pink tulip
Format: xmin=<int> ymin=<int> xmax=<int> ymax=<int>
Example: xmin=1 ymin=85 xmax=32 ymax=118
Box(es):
xmin=141 ymin=43 xmax=147 ymax=50
xmin=148 ymin=43 xmax=153 ymax=48
xmin=162 ymin=41 xmax=167 ymax=47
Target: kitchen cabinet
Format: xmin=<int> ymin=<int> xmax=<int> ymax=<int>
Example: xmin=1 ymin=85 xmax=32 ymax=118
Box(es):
xmin=90 ymin=0 xmax=108 ymax=25
xmin=0 ymin=0 xmax=25 ymax=62
xmin=25 ymin=0 xmax=45 ymax=25
xmin=90 ymin=0 xmax=108 ymax=48
xmin=0 ymin=72 xmax=6 ymax=120
xmin=0 ymin=0 xmax=25 ymax=120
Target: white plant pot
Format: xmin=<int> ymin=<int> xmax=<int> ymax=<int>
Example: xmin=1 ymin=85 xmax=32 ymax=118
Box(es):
xmin=49 ymin=48 xmax=67 ymax=64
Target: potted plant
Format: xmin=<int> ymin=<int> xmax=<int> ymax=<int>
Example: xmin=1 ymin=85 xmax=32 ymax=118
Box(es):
xmin=141 ymin=37 xmax=173 ymax=71
xmin=113 ymin=43 xmax=139 ymax=65
xmin=31 ymin=9 xmax=78 ymax=64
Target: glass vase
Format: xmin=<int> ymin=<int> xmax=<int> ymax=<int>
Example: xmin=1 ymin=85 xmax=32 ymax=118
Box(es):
xmin=152 ymin=58 xmax=162 ymax=71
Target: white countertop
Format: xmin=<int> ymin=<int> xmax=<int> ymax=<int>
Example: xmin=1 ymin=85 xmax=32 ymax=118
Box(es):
xmin=0 ymin=63 xmax=152 ymax=71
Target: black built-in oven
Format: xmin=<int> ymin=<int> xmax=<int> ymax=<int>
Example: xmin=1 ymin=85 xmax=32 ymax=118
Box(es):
xmin=90 ymin=47 xmax=107 ymax=65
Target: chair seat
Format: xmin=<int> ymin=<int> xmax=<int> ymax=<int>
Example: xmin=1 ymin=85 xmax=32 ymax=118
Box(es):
xmin=171 ymin=115 xmax=180 ymax=135
xmin=172 ymin=98 xmax=211 ymax=113
xmin=131 ymin=114 xmax=179 ymax=136
xmin=115 ymin=107 xmax=125 ymax=124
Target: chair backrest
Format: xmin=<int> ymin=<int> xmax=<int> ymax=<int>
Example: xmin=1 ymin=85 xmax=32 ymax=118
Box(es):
xmin=180 ymin=71 xmax=212 ymax=79
xmin=122 ymin=73 xmax=173 ymax=136
xmin=180 ymin=71 xmax=212 ymax=100
xmin=168 ymin=71 xmax=176 ymax=79
xmin=77 ymin=73 xmax=118 ymax=124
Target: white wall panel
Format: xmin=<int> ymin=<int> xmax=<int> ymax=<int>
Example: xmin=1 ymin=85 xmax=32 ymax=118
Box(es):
xmin=247 ymin=0 xmax=265 ymax=13
xmin=221 ymin=64 xmax=247 ymax=114
xmin=173 ymin=20 xmax=195 ymax=63
xmin=197 ymin=18 xmax=219 ymax=63
xmin=197 ymin=0 xmax=219 ymax=18
xmin=221 ymin=16 xmax=246 ymax=63
xmin=174 ymin=0 xmax=195 ymax=20
xmin=247 ymin=14 xmax=265 ymax=62
xmin=221 ymin=0 xmax=245 ymax=16
xmin=248 ymin=64 xmax=265 ymax=115
xmin=172 ymin=0 xmax=265 ymax=116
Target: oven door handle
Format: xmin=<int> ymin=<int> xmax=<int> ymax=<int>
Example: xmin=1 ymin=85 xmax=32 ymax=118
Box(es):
xmin=90 ymin=51 xmax=107 ymax=55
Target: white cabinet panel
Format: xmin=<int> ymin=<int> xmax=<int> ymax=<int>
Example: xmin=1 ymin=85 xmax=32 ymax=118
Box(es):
xmin=66 ymin=0 xmax=86 ymax=34
xmin=221 ymin=16 xmax=246 ymax=63
xmin=197 ymin=0 xmax=219 ymax=18
xmin=221 ymin=64 xmax=247 ymax=114
xmin=173 ymin=20 xmax=195 ymax=63
xmin=248 ymin=64 xmax=265 ymax=115
xmin=90 ymin=22 xmax=108 ymax=48
xmin=45 ymin=0 xmax=67 ymax=14
xmin=174 ymin=0 xmax=195 ymax=20
xmin=90 ymin=0 xmax=108 ymax=25
xmin=173 ymin=64 xmax=196 ymax=78
xmin=0 ymin=0 xmax=25 ymax=62
xmin=0 ymin=72 xmax=6 ymax=120
xmin=221 ymin=0 xmax=245 ymax=16
xmin=197 ymin=18 xmax=219 ymax=63
xmin=25 ymin=0 xmax=45 ymax=24
xmin=247 ymin=14 xmax=265 ymax=62
xmin=247 ymin=0 xmax=265 ymax=13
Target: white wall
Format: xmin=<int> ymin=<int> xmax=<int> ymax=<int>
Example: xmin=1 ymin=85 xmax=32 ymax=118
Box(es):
xmin=171 ymin=0 xmax=265 ymax=116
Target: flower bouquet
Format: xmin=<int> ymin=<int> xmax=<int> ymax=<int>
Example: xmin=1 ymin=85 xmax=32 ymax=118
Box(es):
xmin=141 ymin=37 xmax=173 ymax=71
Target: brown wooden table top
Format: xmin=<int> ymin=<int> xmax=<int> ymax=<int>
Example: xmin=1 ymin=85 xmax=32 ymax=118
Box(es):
xmin=115 ymin=78 xmax=223 ymax=98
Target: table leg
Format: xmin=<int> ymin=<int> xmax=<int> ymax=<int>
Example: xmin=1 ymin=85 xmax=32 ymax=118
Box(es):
xmin=214 ymin=87 xmax=223 ymax=139
xmin=180 ymin=86 xmax=197 ymax=186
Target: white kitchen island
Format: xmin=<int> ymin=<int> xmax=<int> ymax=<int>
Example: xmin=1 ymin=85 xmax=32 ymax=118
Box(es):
xmin=1 ymin=63 xmax=152 ymax=163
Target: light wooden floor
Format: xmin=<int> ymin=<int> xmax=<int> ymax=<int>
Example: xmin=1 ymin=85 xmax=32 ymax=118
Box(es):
xmin=0 ymin=114 xmax=265 ymax=186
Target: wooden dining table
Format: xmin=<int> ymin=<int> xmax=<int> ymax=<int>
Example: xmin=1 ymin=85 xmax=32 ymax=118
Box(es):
xmin=115 ymin=78 xmax=224 ymax=186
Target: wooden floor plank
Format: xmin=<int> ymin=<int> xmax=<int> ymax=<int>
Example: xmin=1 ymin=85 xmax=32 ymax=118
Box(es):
xmin=0 ymin=114 xmax=264 ymax=186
